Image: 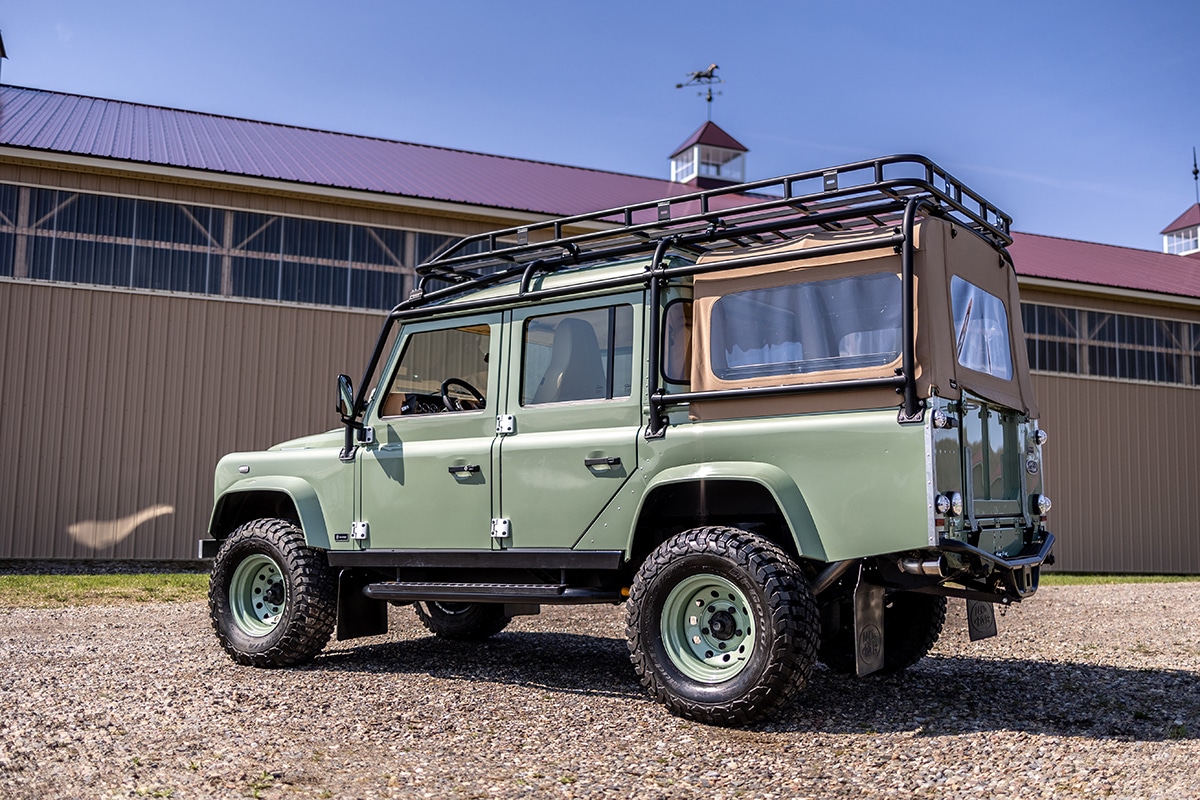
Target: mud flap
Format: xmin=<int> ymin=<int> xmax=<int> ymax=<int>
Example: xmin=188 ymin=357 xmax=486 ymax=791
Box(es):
xmin=966 ymin=599 xmax=998 ymax=641
xmin=853 ymin=577 xmax=885 ymax=677
xmin=337 ymin=570 xmax=389 ymax=641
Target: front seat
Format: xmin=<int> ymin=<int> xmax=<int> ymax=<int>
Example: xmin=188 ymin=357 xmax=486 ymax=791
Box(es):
xmin=531 ymin=318 xmax=606 ymax=404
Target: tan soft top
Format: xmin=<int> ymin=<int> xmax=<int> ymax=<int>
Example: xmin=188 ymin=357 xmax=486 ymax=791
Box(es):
xmin=689 ymin=217 xmax=1038 ymax=420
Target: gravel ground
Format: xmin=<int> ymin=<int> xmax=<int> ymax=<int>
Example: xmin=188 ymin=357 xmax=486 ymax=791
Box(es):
xmin=1 ymin=583 xmax=1198 ymax=799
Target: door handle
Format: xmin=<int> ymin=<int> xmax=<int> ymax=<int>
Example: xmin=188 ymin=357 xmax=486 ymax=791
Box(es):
xmin=583 ymin=456 xmax=621 ymax=467
xmin=448 ymin=464 xmax=481 ymax=475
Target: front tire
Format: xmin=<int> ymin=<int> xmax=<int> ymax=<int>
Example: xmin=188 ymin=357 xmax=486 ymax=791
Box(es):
xmin=414 ymin=601 xmax=511 ymax=640
xmin=626 ymin=527 xmax=819 ymax=726
xmin=209 ymin=518 xmax=336 ymax=667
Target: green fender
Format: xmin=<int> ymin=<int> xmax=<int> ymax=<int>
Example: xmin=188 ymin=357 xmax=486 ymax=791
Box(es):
xmin=209 ymin=476 xmax=331 ymax=550
xmin=630 ymin=461 xmax=828 ymax=561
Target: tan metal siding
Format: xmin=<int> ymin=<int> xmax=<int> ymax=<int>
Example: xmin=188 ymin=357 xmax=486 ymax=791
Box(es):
xmin=1034 ymin=373 xmax=1200 ymax=573
xmin=0 ymin=279 xmax=380 ymax=559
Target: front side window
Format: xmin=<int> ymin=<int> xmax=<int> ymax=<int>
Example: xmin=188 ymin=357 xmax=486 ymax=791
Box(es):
xmin=951 ymin=276 xmax=1013 ymax=380
xmin=709 ymin=272 xmax=902 ymax=380
xmin=523 ymin=306 xmax=633 ymax=405
xmin=381 ymin=324 xmax=491 ymax=416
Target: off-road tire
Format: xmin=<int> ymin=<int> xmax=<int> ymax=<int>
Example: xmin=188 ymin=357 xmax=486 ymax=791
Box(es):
xmin=209 ymin=518 xmax=336 ymax=668
xmin=626 ymin=527 xmax=820 ymax=726
xmin=414 ymin=601 xmax=512 ymax=640
xmin=820 ymin=592 xmax=946 ymax=675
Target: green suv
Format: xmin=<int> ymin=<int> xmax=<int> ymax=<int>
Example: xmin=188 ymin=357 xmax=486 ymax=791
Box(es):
xmin=201 ymin=156 xmax=1054 ymax=725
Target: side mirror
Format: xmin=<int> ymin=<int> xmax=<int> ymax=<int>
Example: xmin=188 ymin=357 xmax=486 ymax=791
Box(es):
xmin=336 ymin=374 xmax=355 ymax=421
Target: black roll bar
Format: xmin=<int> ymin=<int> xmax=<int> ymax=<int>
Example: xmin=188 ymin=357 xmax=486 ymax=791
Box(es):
xmin=339 ymin=157 xmax=1010 ymax=437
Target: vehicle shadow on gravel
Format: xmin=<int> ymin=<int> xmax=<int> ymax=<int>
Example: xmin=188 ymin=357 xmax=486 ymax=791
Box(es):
xmin=777 ymin=656 xmax=1200 ymax=742
xmin=312 ymin=630 xmax=645 ymax=700
xmin=309 ymin=632 xmax=1197 ymax=741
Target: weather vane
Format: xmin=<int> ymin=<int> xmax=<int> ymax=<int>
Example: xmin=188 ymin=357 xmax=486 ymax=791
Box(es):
xmin=676 ymin=64 xmax=724 ymax=121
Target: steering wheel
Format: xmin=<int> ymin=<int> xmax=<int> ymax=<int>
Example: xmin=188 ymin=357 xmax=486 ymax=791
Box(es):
xmin=440 ymin=377 xmax=485 ymax=412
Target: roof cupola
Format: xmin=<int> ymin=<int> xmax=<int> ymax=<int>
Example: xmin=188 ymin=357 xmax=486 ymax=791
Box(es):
xmin=1161 ymin=204 xmax=1200 ymax=256
xmin=668 ymin=120 xmax=748 ymax=189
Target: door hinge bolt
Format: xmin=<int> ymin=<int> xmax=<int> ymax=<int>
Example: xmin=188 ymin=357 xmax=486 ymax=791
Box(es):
xmin=490 ymin=518 xmax=511 ymax=539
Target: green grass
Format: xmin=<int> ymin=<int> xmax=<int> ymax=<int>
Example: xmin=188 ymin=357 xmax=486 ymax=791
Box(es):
xmin=0 ymin=570 xmax=1194 ymax=608
xmin=0 ymin=573 xmax=208 ymax=608
xmin=1040 ymin=573 xmax=1200 ymax=586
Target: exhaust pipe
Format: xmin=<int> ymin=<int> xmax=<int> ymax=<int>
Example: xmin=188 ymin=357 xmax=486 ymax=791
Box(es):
xmin=899 ymin=557 xmax=945 ymax=577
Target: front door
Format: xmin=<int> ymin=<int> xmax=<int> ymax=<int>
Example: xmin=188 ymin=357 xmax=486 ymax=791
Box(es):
xmin=498 ymin=297 xmax=643 ymax=548
xmin=358 ymin=314 xmax=501 ymax=550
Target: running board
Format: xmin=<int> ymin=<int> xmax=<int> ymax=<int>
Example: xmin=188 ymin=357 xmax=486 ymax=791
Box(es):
xmin=362 ymin=581 xmax=622 ymax=605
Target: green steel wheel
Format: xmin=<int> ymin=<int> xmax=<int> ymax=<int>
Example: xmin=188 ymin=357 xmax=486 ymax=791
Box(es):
xmin=626 ymin=527 xmax=819 ymax=726
xmin=228 ymin=553 xmax=287 ymax=637
xmin=208 ymin=518 xmax=336 ymax=668
xmin=659 ymin=573 xmax=756 ymax=683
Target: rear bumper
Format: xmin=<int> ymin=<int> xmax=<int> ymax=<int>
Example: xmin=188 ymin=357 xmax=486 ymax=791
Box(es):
xmin=939 ymin=532 xmax=1055 ymax=597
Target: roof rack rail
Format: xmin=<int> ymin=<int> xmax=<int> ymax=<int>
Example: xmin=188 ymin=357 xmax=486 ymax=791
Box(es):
xmin=408 ymin=155 xmax=1010 ymax=307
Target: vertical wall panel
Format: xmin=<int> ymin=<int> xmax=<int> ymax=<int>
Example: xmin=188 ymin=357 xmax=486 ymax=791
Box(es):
xmin=1034 ymin=373 xmax=1200 ymax=573
xmin=4 ymin=277 xmax=1199 ymax=569
xmin=0 ymin=280 xmax=380 ymax=560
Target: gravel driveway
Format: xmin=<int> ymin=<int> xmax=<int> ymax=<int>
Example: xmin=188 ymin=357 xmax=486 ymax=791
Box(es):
xmin=1 ymin=582 xmax=1198 ymax=799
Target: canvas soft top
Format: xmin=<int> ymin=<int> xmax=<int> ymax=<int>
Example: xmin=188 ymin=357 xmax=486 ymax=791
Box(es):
xmin=688 ymin=218 xmax=1038 ymax=420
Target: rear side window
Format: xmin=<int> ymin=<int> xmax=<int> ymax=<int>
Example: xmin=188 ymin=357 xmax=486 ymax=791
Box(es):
xmin=523 ymin=306 xmax=634 ymax=405
xmin=709 ymin=272 xmax=902 ymax=380
xmin=951 ymin=276 xmax=1013 ymax=380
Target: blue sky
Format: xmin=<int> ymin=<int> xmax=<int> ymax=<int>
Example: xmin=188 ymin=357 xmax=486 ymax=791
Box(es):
xmin=2 ymin=1 xmax=1197 ymax=251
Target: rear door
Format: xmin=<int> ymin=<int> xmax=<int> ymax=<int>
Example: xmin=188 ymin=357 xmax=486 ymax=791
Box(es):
xmin=497 ymin=295 xmax=643 ymax=548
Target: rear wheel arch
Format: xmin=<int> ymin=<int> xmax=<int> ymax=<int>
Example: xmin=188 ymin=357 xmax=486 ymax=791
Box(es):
xmin=627 ymin=465 xmax=827 ymax=575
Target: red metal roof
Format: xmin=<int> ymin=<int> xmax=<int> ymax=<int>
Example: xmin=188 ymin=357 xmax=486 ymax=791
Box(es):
xmin=669 ymin=121 xmax=748 ymax=159
xmin=0 ymin=84 xmax=694 ymax=217
xmin=4 ymin=85 xmax=1198 ymax=304
xmin=1010 ymin=231 xmax=1200 ymax=301
xmin=1160 ymin=203 xmax=1200 ymax=235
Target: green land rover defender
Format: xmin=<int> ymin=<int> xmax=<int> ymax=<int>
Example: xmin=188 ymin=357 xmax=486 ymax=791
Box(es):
xmin=201 ymin=156 xmax=1054 ymax=725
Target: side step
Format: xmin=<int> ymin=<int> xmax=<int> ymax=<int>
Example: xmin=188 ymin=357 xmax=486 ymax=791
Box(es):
xmin=362 ymin=581 xmax=622 ymax=605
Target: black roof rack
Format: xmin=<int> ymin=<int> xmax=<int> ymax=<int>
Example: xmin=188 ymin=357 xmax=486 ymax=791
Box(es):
xmin=404 ymin=154 xmax=1011 ymax=308
xmin=345 ymin=155 xmax=1013 ymax=444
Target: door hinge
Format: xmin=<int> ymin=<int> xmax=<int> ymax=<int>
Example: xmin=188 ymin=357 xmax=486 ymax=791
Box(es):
xmin=496 ymin=415 xmax=516 ymax=435
xmin=357 ymin=427 xmax=375 ymax=444
xmin=351 ymin=521 xmax=369 ymax=540
xmin=490 ymin=518 xmax=511 ymax=539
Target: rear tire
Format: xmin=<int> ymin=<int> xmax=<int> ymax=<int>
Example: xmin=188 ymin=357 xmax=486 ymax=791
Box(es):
xmin=626 ymin=527 xmax=819 ymax=726
xmin=820 ymin=592 xmax=946 ymax=674
xmin=208 ymin=518 xmax=336 ymax=668
xmin=414 ymin=601 xmax=511 ymax=640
